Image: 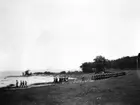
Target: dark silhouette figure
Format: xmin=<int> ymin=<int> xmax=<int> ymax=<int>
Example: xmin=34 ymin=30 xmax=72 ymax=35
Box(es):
xmin=23 ymin=81 xmax=25 ymax=88
xmin=16 ymin=80 xmax=18 ymax=88
xmin=25 ymin=81 xmax=27 ymax=87
xmin=20 ymin=80 xmax=24 ymax=88
xmin=53 ymin=77 xmax=55 ymax=82
xmin=56 ymin=77 xmax=58 ymax=83
xmin=20 ymin=81 xmax=22 ymax=88
xmin=59 ymin=77 xmax=62 ymax=83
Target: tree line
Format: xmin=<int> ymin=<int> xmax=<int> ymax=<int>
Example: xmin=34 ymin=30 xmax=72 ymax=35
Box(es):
xmin=80 ymin=55 xmax=139 ymax=73
xmin=22 ymin=54 xmax=140 ymax=75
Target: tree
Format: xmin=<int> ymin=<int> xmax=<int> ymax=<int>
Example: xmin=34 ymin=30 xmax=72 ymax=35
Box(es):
xmin=138 ymin=53 xmax=140 ymax=58
xmin=80 ymin=56 xmax=107 ymax=73
xmin=80 ymin=54 xmax=139 ymax=72
xmin=60 ymin=71 xmax=66 ymax=74
xmin=93 ymin=55 xmax=107 ymax=73
xmin=23 ymin=70 xmax=32 ymax=76
xmin=80 ymin=62 xmax=94 ymax=73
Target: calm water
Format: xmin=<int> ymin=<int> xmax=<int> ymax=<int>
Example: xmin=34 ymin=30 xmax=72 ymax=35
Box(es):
xmin=0 ymin=71 xmax=76 ymax=88
xmin=0 ymin=71 xmax=54 ymax=87
xmin=0 ymin=71 xmax=21 ymax=79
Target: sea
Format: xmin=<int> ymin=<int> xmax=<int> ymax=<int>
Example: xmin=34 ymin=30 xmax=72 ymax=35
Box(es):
xmin=0 ymin=71 xmax=54 ymax=88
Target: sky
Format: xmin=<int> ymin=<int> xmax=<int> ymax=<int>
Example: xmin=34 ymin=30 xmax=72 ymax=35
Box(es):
xmin=0 ymin=0 xmax=140 ymax=72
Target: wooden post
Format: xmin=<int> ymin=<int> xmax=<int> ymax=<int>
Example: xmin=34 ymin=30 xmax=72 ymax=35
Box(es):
xmin=138 ymin=53 xmax=140 ymax=70
xmin=137 ymin=58 xmax=138 ymax=70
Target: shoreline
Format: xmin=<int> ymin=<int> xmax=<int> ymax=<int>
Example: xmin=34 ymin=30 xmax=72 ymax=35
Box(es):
xmin=0 ymin=70 xmax=140 ymax=105
xmin=0 ymin=78 xmax=96 ymax=91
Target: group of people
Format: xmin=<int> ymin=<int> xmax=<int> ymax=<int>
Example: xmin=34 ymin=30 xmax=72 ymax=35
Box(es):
xmin=16 ymin=80 xmax=28 ymax=88
xmin=53 ymin=77 xmax=68 ymax=83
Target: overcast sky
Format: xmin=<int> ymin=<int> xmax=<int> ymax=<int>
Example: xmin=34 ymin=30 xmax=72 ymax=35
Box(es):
xmin=0 ymin=0 xmax=140 ymax=72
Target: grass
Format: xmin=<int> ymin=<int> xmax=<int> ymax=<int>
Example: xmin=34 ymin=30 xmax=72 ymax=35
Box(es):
xmin=0 ymin=70 xmax=140 ymax=105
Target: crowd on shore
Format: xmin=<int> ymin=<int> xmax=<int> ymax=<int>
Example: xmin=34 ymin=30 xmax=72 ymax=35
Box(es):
xmin=14 ymin=76 xmax=69 ymax=88
xmin=15 ymin=80 xmax=28 ymax=88
xmin=53 ymin=76 xmax=68 ymax=83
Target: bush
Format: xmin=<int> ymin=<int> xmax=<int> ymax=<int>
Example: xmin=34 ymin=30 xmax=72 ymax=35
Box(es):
xmin=60 ymin=71 xmax=66 ymax=74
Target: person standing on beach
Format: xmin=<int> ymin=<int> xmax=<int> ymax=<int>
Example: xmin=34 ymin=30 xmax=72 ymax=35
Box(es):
xmin=20 ymin=81 xmax=21 ymax=88
xmin=20 ymin=80 xmax=23 ymax=88
xmin=26 ymin=81 xmax=28 ymax=87
xmin=23 ymin=81 xmax=25 ymax=88
xmin=16 ymin=80 xmax=18 ymax=88
xmin=25 ymin=81 xmax=27 ymax=87
xmin=53 ymin=77 xmax=56 ymax=83
xmin=55 ymin=77 xmax=57 ymax=83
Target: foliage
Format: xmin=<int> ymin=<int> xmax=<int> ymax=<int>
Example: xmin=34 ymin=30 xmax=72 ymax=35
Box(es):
xmin=80 ymin=62 xmax=94 ymax=73
xmin=109 ymin=56 xmax=137 ymax=69
xmin=44 ymin=71 xmax=54 ymax=74
xmin=33 ymin=71 xmax=54 ymax=75
xmin=22 ymin=70 xmax=32 ymax=76
xmin=80 ymin=54 xmax=139 ymax=73
xmin=67 ymin=71 xmax=82 ymax=74
xmin=93 ymin=56 xmax=107 ymax=73
xmin=60 ymin=71 xmax=66 ymax=74
xmin=80 ymin=55 xmax=107 ymax=73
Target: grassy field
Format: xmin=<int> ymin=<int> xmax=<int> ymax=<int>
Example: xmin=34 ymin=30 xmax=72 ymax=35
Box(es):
xmin=0 ymin=70 xmax=140 ymax=105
